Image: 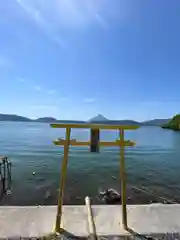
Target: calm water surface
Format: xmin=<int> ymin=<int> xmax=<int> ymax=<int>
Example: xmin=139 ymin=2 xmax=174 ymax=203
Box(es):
xmin=0 ymin=122 xmax=180 ymax=205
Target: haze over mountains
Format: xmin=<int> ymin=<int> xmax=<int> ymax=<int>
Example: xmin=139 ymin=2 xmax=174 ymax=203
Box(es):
xmin=0 ymin=113 xmax=170 ymax=126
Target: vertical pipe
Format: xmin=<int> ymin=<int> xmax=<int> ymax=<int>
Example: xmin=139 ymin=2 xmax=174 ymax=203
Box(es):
xmin=119 ymin=128 xmax=127 ymax=230
xmin=7 ymin=161 xmax=12 ymax=192
xmin=85 ymin=196 xmax=97 ymax=240
xmin=2 ymin=159 xmax=6 ymax=194
xmin=0 ymin=163 xmax=2 ymax=196
xmin=55 ymin=127 xmax=71 ymax=233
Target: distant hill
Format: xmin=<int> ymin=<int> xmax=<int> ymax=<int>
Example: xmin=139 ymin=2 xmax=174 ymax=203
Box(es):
xmin=32 ymin=117 xmax=86 ymax=123
xmin=0 ymin=114 xmax=31 ymax=122
xmin=109 ymin=120 xmax=141 ymax=126
xmin=162 ymin=114 xmax=180 ymax=130
xmin=0 ymin=113 xmax=173 ymax=126
xmin=35 ymin=117 xmax=58 ymax=122
xmin=142 ymin=119 xmax=170 ymax=126
xmin=0 ymin=114 xmax=86 ymax=123
xmin=57 ymin=120 xmax=86 ymax=124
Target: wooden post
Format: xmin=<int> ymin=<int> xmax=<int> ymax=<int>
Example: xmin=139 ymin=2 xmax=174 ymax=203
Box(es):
xmin=90 ymin=129 xmax=100 ymax=152
xmin=119 ymin=128 xmax=127 ymax=230
xmin=55 ymin=127 xmax=71 ymax=233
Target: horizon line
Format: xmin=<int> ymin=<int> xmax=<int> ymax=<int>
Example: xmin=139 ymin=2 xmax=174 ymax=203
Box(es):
xmin=0 ymin=112 xmax=173 ymax=122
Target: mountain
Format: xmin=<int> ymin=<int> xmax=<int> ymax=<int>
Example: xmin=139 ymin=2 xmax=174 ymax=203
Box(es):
xmin=162 ymin=114 xmax=180 ymax=130
xmin=0 ymin=114 xmax=31 ymax=122
xmin=89 ymin=114 xmax=109 ymax=122
xmin=88 ymin=114 xmax=141 ymax=125
xmin=142 ymin=119 xmax=170 ymax=126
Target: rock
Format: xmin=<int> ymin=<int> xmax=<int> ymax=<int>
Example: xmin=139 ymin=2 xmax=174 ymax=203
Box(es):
xmin=112 ymin=176 xmax=117 ymax=180
xmin=99 ymin=188 xmax=121 ymax=204
xmin=45 ymin=190 xmax=51 ymax=199
xmin=6 ymin=189 xmax=12 ymax=195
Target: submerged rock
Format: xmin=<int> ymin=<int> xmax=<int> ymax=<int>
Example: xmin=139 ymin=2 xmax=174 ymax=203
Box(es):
xmin=45 ymin=190 xmax=51 ymax=199
xmin=99 ymin=188 xmax=121 ymax=204
xmin=6 ymin=189 xmax=12 ymax=195
xmin=111 ymin=176 xmax=117 ymax=180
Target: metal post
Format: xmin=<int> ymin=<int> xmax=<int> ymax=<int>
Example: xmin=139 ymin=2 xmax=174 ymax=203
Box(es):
xmin=55 ymin=127 xmax=71 ymax=233
xmin=119 ymin=128 xmax=127 ymax=230
xmin=2 ymin=159 xmax=6 ymax=194
xmin=90 ymin=129 xmax=100 ymax=152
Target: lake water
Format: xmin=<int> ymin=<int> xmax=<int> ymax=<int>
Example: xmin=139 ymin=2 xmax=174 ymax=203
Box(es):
xmin=0 ymin=122 xmax=180 ymax=205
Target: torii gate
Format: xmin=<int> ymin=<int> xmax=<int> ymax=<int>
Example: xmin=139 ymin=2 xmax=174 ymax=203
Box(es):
xmin=51 ymin=123 xmax=138 ymax=233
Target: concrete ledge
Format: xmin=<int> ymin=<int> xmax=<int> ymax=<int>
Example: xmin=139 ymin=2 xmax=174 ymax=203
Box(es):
xmin=92 ymin=204 xmax=180 ymax=237
xmin=0 ymin=204 xmax=180 ymax=238
xmin=0 ymin=206 xmax=57 ymax=238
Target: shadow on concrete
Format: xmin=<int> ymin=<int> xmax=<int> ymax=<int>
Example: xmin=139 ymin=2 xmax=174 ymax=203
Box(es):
xmin=126 ymin=228 xmax=180 ymax=240
xmin=95 ymin=233 xmax=180 ymax=240
xmin=4 ymin=230 xmax=180 ymax=239
xmin=41 ymin=230 xmax=180 ymax=240
xmin=4 ymin=233 xmax=180 ymax=240
xmin=126 ymin=227 xmax=156 ymax=240
xmin=59 ymin=229 xmax=87 ymax=239
xmin=39 ymin=230 xmax=87 ymax=239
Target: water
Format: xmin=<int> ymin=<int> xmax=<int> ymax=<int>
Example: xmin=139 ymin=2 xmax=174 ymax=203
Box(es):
xmin=0 ymin=122 xmax=180 ymax=205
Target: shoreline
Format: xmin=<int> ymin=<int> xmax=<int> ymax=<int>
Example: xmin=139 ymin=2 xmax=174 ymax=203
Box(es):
xmin=1 ymin=185 xmax=177 ymax=206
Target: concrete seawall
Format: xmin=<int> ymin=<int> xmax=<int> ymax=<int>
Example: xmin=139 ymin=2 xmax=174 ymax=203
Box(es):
xmin=0 ymin=204 xmax=180 ymax=238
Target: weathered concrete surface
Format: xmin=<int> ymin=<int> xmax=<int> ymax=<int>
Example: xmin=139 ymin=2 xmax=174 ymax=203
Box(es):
xmin=0 ymin=206 xmax=87 ymax=238
xmin=92 ymin=204 xmax=180 ymax=237
xmin=0 ymin=204 xmax=180 ymax=238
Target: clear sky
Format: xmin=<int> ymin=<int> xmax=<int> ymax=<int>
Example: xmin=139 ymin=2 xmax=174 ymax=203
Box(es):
xmin=0 ymin=0 xmax=180 ymax=121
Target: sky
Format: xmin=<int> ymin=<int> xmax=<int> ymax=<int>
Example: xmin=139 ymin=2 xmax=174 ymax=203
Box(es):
xmin=0 ymin=0 xmax=180 ymax=121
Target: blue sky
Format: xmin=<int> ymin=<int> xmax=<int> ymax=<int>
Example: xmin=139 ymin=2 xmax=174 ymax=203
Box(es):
xmin=0 ymin=0 xmax=180 ymax=121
